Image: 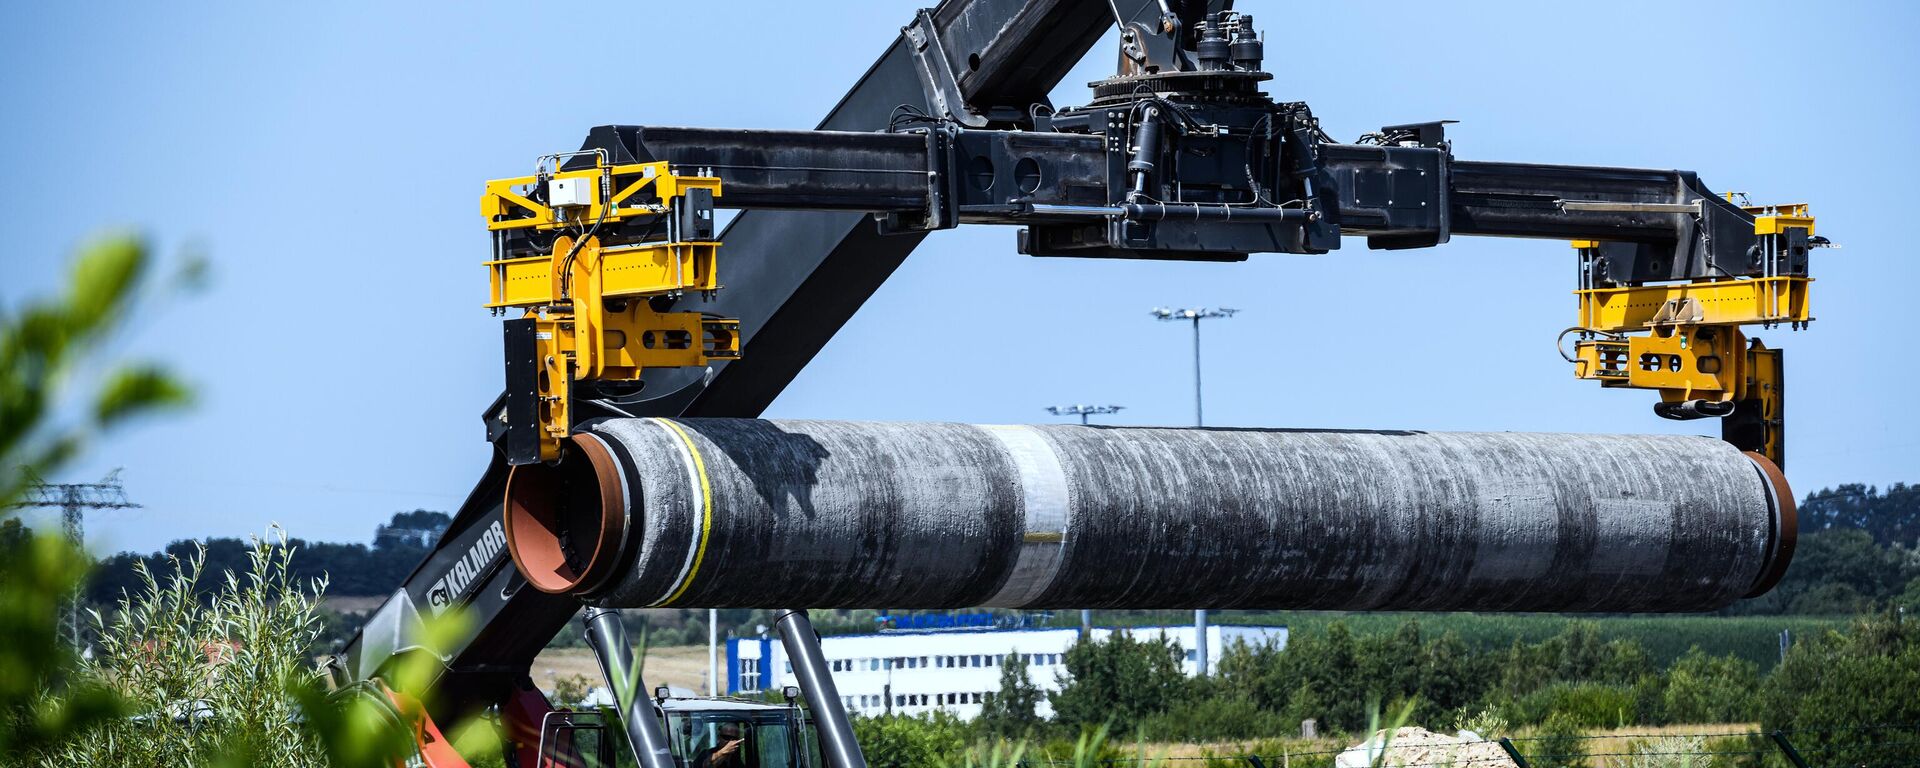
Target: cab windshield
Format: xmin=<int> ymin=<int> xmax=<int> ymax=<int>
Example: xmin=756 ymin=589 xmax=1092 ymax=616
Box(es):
xmin=664 ymin=708 xmax=819 ymax=768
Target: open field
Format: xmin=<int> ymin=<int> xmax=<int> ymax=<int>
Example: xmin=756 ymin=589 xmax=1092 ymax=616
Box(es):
xmin=531 ymin=644 xmax=715 ymax=697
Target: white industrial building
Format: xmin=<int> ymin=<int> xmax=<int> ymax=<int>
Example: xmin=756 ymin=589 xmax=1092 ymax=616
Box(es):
xmin=725 ymin=623 xmax=1287 ymax=719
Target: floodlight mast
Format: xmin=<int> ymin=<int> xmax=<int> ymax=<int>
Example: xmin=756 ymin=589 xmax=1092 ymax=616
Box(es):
xmin=1045 ymin=404 xmax=1126 ymax=425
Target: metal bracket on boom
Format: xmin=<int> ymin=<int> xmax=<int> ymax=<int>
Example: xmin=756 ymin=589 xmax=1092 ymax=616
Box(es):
xmin=483 ymin=157 xmax=740 ymax=464
xmin=1566 ymin=202 xmax=1818 ymax=467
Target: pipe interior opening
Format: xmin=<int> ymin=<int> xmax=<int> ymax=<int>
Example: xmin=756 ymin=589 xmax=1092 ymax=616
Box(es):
xmin=503 ymin=435 xmax=624 ymax=594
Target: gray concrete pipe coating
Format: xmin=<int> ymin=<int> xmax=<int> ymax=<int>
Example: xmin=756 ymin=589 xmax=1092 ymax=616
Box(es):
xmin=502 ymin=419 xmax=1796 ymax=612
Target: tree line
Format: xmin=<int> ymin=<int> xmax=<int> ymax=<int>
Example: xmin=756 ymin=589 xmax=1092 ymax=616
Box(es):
xmin=1727 ymin=482 xmax=1920 ymax=615
xmin=75 ymin=509 xmax=450 ymax=603
xmin=858 ymin=611 xmax=1920 ymax=766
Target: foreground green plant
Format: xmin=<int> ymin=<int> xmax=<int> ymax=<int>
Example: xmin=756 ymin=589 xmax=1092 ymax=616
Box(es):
xmin=1525 ymin=713 xmax=1587 ymax=768
xmin=25 ymin=532 xmax=328 ymax=767
xmin=1 ymin=234 xmax=197 ymax=759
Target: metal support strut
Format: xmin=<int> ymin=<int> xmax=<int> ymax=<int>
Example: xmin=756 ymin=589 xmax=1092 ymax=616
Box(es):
xmin=583 ymin=607 xmax=677 ymax=768
xmin=775 ymin=609 xmax=868 ymax=768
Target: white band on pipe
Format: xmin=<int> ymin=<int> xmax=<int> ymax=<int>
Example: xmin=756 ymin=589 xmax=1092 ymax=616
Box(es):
xmin=979 ymin=425 xmax=1071 ymax=607
xmin=648 ymin=418 xmax=707 ymax=607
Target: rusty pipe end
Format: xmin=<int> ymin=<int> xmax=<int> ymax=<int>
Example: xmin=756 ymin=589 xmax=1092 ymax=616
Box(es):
xmin=1743 ymin=451 xmax=1797 ymax=599
xmin=503 ymin=433 xmax=629 ymax=595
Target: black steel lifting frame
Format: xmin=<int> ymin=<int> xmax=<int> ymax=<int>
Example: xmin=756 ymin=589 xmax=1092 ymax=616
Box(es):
xmin=335 ymin=1 xmax=1819 ymax=763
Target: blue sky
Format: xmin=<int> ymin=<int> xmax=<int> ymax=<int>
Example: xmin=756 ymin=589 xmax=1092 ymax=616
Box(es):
xmin=2 ymin=1 xmax=1914 ymax=553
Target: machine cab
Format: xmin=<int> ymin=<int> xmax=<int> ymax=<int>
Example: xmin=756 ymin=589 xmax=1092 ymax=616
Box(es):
xmin=661 ymin=696 xmax=823 ymax=768
xmin=538 ymin=695 xmax=823 ymax=768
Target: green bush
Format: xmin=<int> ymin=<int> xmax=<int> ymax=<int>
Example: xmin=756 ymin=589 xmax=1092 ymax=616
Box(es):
xmin=1524 ymin=713 xmax=1587 ymax=768
xmin=1135 ymin=692 xmax=1290 ymax=743
xmin=978 ymin=648 xmax=1045 ymax=739
xmin=1051 ymin=629 xmax=1191 ymax=736
xmin=854 ymin=711 xmax=971 ymax=768
xmin=1699 ymin=735 xmax=1770 ymax=768
xmin=1661 ymin=648 xmax=1758 ymax=724
xmin=1509 ymin=682 xmax=1636 ymax=730
xmin=1758 ymin=610 xmax=1920 ymax=766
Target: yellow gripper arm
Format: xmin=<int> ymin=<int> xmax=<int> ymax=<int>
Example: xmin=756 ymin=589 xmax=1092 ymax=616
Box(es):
xmin=481 ymin=152 xmax=739 ymax=463
xmin=1566 ymin=200 xmax=1818 ymax=467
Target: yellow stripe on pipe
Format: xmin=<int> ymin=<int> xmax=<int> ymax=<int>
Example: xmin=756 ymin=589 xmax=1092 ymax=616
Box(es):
xmin=658 ymin=419 xmax=715 ymax=606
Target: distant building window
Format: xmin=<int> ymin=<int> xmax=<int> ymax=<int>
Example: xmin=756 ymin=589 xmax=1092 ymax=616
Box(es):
xmin=970 ymin=654 xmax=981 ymax=666
xmin=740 ymin=658 xmax=761 ymax=692
xmin=972 ymin=692 xmax=983 ymax=703
xmin=1186 ymin=649 xmax=1196 ymax=661
xmin=920 ymin=656 xmax=929 ymax=668
xmin=869 ymin=659 xmax=880 ymax=671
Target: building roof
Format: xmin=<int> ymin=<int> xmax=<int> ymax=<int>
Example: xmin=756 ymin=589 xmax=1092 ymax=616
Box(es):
xmin=660 ymin=697 xmax=793 ymax=712
xmin=807 ymin=623 xmax=1287 ymax=642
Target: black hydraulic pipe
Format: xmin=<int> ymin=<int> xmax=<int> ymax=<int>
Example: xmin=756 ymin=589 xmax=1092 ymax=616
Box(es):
xmin=1128 ymin=106 xmax=1162 ymax=198
xmin=503 ymin=419 xmax=1797 ymax=613
xmin=1121 ymin=202 xmax=1309 ymax=222
xmin=582 ymin=608 xmax=676 ymax=768
xmin=775 ymin=610 xmax=867 ymax=768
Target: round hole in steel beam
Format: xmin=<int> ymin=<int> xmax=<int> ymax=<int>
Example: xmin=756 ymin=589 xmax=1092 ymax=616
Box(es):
xmin=968 ymin=155 xmax=995 ymax=192
xmin=1014 ymin=157 xmax=1041 ymax=194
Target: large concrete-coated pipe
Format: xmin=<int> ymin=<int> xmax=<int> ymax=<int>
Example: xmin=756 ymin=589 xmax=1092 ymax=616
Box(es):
xmin=503 ymin=419 xmax=1794 ymax=612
